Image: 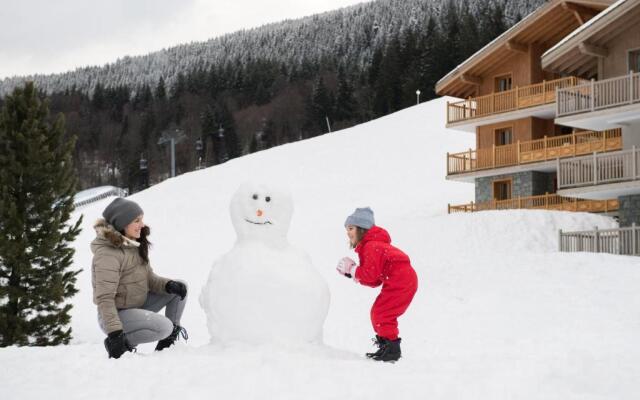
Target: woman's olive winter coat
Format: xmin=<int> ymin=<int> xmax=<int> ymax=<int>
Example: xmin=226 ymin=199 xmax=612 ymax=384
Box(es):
xmin=90 ymin=219 xmax=170 ymax=333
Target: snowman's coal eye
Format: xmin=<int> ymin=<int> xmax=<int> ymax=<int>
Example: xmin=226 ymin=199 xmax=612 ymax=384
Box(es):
xmin=252 ymin=194 xmax=258 ymax=200
xmin=265 ymin=196 xmax=271 ymax=202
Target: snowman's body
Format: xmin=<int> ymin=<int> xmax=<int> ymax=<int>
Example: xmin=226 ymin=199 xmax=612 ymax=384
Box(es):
xmin=200 ymin=182 xmax=330 ymax=344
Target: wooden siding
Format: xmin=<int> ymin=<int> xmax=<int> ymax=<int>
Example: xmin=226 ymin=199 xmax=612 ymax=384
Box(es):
xmin=603 ymin=27 xmax=640 ymax=78
xmin=476 ymin=117 xmax=558 ymax=149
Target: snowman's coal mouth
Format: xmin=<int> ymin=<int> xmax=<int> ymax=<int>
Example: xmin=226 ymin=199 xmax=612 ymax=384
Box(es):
xmin=244 ymin=218 xmax=273 ymax=225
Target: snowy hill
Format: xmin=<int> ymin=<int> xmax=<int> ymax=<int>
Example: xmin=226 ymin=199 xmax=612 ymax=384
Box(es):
xmin=3 ymin=97 xmax=640 ymax=400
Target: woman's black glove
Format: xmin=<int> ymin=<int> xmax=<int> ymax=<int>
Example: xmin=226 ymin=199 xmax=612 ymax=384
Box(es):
xmin=104 ymin=330 xmax=134 ymax=359
xmin=165 ymin=280 xmax=187 ymax=300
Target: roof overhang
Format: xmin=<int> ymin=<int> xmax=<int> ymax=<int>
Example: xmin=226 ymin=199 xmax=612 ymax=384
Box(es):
xmin=542 ymin=0 xmax=640 ymax=77
xmin=435 ymin=0 xmax=615 ymax=98
xmin=558 ymin=179 xmax=640 ymax=199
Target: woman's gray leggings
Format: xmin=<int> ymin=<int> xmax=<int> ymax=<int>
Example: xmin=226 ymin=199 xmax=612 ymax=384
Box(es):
xmin=99 ymin=286 xmax=187 ymax=346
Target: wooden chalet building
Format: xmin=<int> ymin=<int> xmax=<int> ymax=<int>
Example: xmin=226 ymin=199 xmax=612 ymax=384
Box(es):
xmin=437 ymin=0 xmax=622 ymax=215
xmin=543 ymin=0 xmax=640 ymax=227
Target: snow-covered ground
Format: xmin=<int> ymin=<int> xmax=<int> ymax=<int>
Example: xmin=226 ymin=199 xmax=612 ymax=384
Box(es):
xmin=3 ymin=97 xmax=640 ymax=400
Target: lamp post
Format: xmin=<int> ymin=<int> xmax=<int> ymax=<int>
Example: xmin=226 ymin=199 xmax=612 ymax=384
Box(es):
xmin=217 ymin=126 xmax=228 ymax=163
xmin=158 ymin=128 xmax=186 ymax=178
xmin=195 ymin=138 xmax=204 ymax=169
xmin=416 ymin=89 xmax=421 ymax=105
xmin=139 ymin=153 xmax=149 ymax=189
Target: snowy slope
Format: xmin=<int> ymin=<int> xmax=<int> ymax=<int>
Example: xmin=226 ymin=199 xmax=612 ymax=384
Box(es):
xmin=3 ymin=97 xmax=640 ymax=400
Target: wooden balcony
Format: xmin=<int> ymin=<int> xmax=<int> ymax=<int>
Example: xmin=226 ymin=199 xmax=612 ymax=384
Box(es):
xmin=447 ymin=77 xmax=588 ymax=124
xmin=448 ymin=193 xmax=619 ymax=214
xmin=558 ymin=147 xmax=640 ymax=189
xmin=557 ymin=71 xmax=640 ymax=117
xmin=447 ymin=128 xmax=622 ymax=175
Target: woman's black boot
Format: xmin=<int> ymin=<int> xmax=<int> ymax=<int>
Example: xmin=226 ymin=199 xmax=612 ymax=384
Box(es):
xmin=155 ymin=324 xmax=188 ymax=351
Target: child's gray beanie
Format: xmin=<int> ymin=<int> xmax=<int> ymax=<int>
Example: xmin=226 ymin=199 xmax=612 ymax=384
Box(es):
xmin=344 ymin=207 xmax=375 ymax=229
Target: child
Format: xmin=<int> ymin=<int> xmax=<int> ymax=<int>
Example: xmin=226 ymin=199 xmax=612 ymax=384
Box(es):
xmin=336 ymin=207 xmax=418 ymax=362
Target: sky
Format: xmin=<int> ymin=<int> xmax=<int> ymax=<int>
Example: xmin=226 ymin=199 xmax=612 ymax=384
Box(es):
xmin=0 ymin=0 xmax=368 ymax=79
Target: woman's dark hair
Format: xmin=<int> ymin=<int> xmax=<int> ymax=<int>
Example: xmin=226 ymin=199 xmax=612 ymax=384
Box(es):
xmin=350 ymin=227 xmax=369 ymax=249
xmin=121 ymin=225 xmax=152 ymax=263
xmin=138 ymin=226 xmax=151 ymax=263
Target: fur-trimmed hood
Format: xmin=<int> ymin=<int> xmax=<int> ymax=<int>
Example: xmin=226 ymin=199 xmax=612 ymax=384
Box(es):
xmin=92 ymin=218 xmax=140 ymax=248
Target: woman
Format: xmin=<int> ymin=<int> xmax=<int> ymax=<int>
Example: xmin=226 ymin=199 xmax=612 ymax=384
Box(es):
xmin=91 ymin=197 xmax=188 ymax=359
xmin=336 ymin=207 xmax=418 ymax=362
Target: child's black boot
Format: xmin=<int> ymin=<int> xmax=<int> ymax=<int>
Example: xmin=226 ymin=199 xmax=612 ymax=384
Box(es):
xmin=371 ymin=337 xmax=401 ymax=362
xmin=365 ymin=335 xmax=386 ymax=358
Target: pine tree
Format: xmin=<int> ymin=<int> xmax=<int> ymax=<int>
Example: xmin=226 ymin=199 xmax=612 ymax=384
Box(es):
xmin=373 ymin=35 xmax=403 ymax=116
xmin=0 ymin=82 xmax=82 ymax=346
xmin=214 ymin=102 xmax=241 ymax=160
xmin=308 ymin=76 xmax=334 ymax=133
xmin=155 ymin=77 xmax=167 ymax=100
xmin=92 ymin=82 xmax=105 ymax=110
xmin=335 ymin=66 xmax=357 ymax=122
xmin=416 ymin=16 xmax=440 ymax=100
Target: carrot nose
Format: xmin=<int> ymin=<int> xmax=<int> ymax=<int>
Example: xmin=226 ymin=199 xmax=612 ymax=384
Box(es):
xmin=256 ymin=209 xmax=263 ymax=217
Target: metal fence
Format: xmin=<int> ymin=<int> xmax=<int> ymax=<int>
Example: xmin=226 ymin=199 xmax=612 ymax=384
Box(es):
xmin=74 ymin=187 xmax=128 ymax=208
xmin=559 ymin=224 xmax=640 ymax=256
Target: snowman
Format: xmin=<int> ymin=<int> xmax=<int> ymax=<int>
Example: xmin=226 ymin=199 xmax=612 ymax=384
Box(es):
xmin=200 ymin=182 xmax=330 ymax=345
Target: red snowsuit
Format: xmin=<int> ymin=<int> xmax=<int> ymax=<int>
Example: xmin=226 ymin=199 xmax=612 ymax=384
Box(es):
xmin=354 ymin=226 xmax=418 ymax=340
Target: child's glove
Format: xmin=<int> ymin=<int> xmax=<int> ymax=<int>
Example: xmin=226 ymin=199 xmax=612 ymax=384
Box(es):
xmin=336 ymin=257 xmax=357 ymax=278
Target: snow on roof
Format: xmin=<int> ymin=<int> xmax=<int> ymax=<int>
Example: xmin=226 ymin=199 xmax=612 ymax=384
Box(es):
xmin=542 ymin=0 xmax=627 ymax=59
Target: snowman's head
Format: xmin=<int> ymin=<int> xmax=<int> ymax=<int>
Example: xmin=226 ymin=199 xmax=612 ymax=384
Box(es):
xmin=230 ymin=182 xmax=293 ymax=244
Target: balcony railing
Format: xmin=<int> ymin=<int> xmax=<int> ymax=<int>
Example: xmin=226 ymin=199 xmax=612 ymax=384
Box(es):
xmin=558 ymin=146 xmax=640 ymax=189
xmin=448 ymin=193 xmax=619 ymax=214
xmin=559 ymin=224 xmax=640 ymax=256
xmin=447 ymin=77 xmax=587 ymax=124
xmin=557 ymin=71 xmax=640 ymax=117
xmin=447 ymin=128 xmax=622 ymax=175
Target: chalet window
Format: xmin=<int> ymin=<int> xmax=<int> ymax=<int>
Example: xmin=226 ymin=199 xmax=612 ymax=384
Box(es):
xmin=629 ymin=49 xmax=640 ymax=73
xmin=495 ymin=75 xmax=512 ymax=92
xmin=495 ymin=127 xmax=513 ymax=146
xmin=560 ymin=126 xmax=573 ymax=135
xmin=493 ymin=180 xmax=512 ymax=201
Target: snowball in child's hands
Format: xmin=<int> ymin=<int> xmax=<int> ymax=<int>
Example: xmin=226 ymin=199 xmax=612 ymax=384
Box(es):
xmin=336 ymin=257 xmax=356 ymax=277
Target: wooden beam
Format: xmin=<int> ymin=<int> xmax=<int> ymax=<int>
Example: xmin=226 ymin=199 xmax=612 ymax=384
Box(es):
xmin=579 ymin=42 xmax=608 ymax=58
xmin=460 ymin=73 xmax=482 ymax=86
xmin=555 ymin=52 xmax=591 ymax=74
xmin=576 ymin=61 xmax=598 ymax=79
xmin=505 ymin=40 xmax=528 ymax=54
xmin=562 ymin=2 xmax=598 ymax=25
